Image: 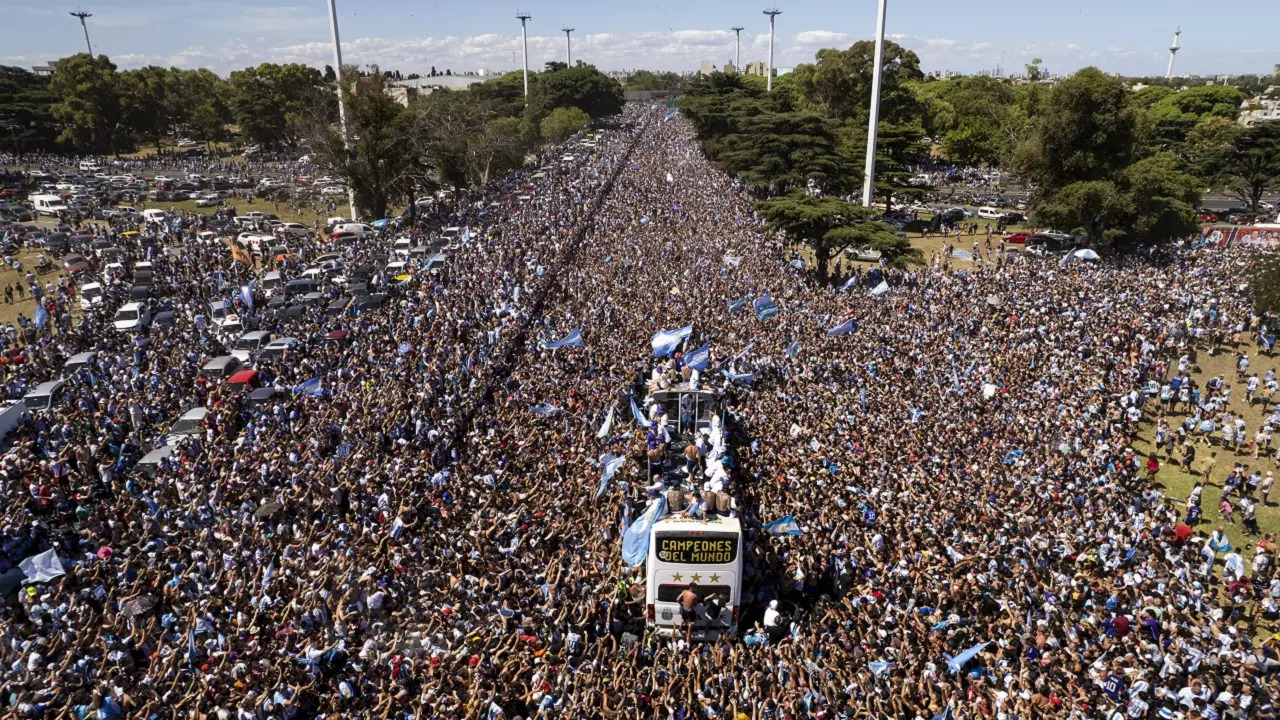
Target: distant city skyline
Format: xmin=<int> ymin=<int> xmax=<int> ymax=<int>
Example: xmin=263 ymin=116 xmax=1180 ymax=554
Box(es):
xmin=3 ymin=0 xmax=1274 ymax=80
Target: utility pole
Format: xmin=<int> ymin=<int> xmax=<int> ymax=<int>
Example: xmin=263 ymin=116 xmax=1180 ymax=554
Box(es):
xmin=1166 ymin=26 xmax=1181 ymax=79
xmin=70 ymin=11 xmax=94 ymax=57
xmin=731 ymin=26 xmax=744 ymax=72
xmin=562 ymin=26 xmax=574 ymax=66
xmin=517 ymin=11 xmax=532 ymax=99
xmin=326 ymin=0 xmax=358 ymax=221
xmin=763 ymin=9 xmax=781 ymax=92
xmin=861 ymin=0 xmax=887 ymax=208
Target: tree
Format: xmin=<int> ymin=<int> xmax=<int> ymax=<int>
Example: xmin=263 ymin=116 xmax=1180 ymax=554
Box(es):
xmin=756 ymin=192 xmax=918 ymax=283
xmin=1033 ymin=180 xmax=1129 ymax=247
xmin=303 ymin=70 xmax=418 ymax=220
xmin=790 ymin=40 xmax=924 ymax=125
xmin=540 ymin=106 xmax=590 ymax=143
xmin=626 ymin=71 xmax=686 ymax=92
xmin=526 ymin=63 xmax=623 ymax=129
xmin=712 ymin=111 xmax=848 ymax=196
xmin=1122 ymin=152 xmax=1201 ymax=244
xmin=119 ymin=66 xmax=176 ymax=154
xmin=838 ymin=120 xmax=930 ymax=211
xmin=229 ymin=63 xmax=331 ymax=149
xmin=1183 ymin=115 xmax=1238 ymax=179
xmin=0 ymin=66 xmax=58 ymax=154
xmin=48 ymin=53 xmax=122 ymax=153
xmin=470 ymin=71 xmax=529 ymax=120
xmin=177 ymin=69 xmax=231 ymax=149
xmin=1131 ymin=85 xmax=1175 ymax=111
xmin=1015 ymin=67 xmax=1139 ymax=194
xmin=411 ymin=89 xmax=527 ymax=189
xmin=1208 ymin=121 xmax=1280 ymax=212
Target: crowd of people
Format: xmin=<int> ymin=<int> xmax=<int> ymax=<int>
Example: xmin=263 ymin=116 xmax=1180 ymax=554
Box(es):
xmin=1 ymin=103 xmax=1279 ymax=720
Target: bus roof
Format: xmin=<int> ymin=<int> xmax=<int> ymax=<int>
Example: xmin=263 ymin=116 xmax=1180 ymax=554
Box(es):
xmin=651 ymin=514 xmax=741 ymax=534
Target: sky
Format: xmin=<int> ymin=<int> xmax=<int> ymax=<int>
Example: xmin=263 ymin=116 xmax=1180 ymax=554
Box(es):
xmin=5 ymin=0 xmax=1276 ymax=79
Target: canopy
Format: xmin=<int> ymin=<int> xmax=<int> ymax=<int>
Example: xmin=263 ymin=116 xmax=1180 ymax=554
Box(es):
xmin=1072 ymin=248 xmax=1100 ymax=260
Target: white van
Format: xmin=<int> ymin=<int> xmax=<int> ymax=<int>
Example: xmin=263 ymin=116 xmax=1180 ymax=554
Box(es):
xmin=31 ymin=194 xmax=69 ymax=217
xmin=976 ymin=206 xmax=1005 ymax=220
xmin=332 ymin=223 xmax=374 ymax=237
xmin=142 ymin=208 xmax=169 ymax=224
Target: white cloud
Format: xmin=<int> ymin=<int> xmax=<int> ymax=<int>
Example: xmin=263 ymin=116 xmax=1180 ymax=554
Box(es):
xmin=794 ymin=30 xmax=850 ymax=45
xmin=26 ymin=27 xmax=1266 ymax=79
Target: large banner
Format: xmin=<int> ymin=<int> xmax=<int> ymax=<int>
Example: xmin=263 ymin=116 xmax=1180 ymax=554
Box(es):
xmin=1203 ymin=224 xmax=1280 ymax=247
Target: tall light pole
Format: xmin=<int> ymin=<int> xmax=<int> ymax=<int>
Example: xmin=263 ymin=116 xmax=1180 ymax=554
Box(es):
xmin=860 ymin=0 xmax=887 ymax=208
xmin=562 ymin=26 xmax=574 ymax=66
xmin=70 ymin=11 xmax=94 ymax=57
xmin=731 ymin=26 xmax=744 ymax=72
xmin=1165 ymin=26 xmax=1181 ymax=79
xmin=763 ymin=9 xmax=781 ymax=92
xmin=517 ymin=11 xmax=532 ymax=99
xmin=326 ymin=0 xmax=358 ymax=221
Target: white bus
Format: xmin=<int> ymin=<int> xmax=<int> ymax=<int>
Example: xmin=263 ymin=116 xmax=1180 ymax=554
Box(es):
xmin=646 ymin=514 xmax=743 ymax=638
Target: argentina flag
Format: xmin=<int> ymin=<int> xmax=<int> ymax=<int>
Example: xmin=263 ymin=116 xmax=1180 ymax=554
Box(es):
xmin=763 ymin=515 xmax=803 ymax=535
xmin=753 ymin=293 xmax=779 ymax=320
xmin=685 ymin=341 xmax=711 ymax=371
xmin=651 ymin=324 xmax=693 ymax=357
xmin=827 ymin=318 xmax=858 ymax=335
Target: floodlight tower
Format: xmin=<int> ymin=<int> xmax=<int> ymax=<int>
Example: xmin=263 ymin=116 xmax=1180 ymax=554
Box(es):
xmin=70 ymin=10 xmax=94 ymax=57
xmin=1165 ymin=26 xmax=1181 ymax=79
xmin=763 ymin=9 xmax=781 ymax=92
xmin=517 ymin=11 xmax=532 ymax=99
xmin=731 ymin=26 xmax=744 ymax=72
xmin=563 ymin=26 xmax=574 ymax=66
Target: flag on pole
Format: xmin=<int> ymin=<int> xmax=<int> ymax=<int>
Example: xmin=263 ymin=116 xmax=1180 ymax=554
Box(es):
xmin=827 ymin=318 xmax=858 ymax=335
xmin=33 ymin=303 xmax=49 ymax=329
xmin=651 ymin=325 xmax=693 ymax=357
xmin=786 ymin=341 xmax=801 ymax=358
xmin=595 ymin=453 xmax=627 ymax=499
xmin=621 ymin=496 xmax=668 ymax=566
xmin=869 ymin=280 xmax=890 ymax=296
xmin=530 ymin=403 xmax=562 ymax=416
xmin=753 ymin=294 xmax=779 ymax=320
xmin=840 ymin=276 xmax=858 ymax=292
xmin=731 ymin=343 xmax=754 ymax=365
xmin=685 ymin=341 xmax=711 ymax=371
xmin=722 ymin=369 xmax=755 ymax=383
xmin=630 ymin=396 xmax=653 ymax=428
xmin=596 ymin=404 xmax=614 ymax=439
xmin=763 ymin=515 xmax=803 ymax=536
xmin=728 ymin=296 xmax=748 ymax=313
xmin=946 ymin=641 xmax=989 ymax=675
xmin=542 ymin=328 xmax=584 ymax=350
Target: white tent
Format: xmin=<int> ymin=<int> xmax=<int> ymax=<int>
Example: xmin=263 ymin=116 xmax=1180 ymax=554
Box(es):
xmin=1073 ymin=248 xmax=1100 ymax=261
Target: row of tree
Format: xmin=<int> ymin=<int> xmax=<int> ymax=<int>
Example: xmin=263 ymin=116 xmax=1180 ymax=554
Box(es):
xmin=680 ymin=39 xmax=1280 ymax=275
xmin=0 ymin=53 xmax=625 ymax=220
xmin=301 ymin=61 xmax=624 ymax=219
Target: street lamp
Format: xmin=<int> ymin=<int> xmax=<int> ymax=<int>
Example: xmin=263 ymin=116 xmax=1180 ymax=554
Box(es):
xmin=731 ymin=26 xmax=744 ymax=72
xmin=860 ymin=0 xmax=887 ymax=208
xmin=762 ymin=9 xmax=781 ymax=92
xmin=326 ymin=0 xmax=358 ymax=221
xmin=517 ymin=11 xmax=532 ymax=99
xmin=70 ymin=10 xmax=94 ymax=57
xmin=562 ymin=26 xmax=574 ymax=66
